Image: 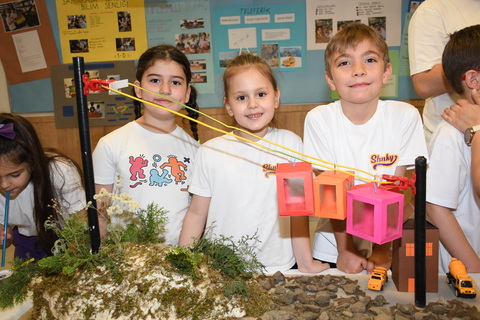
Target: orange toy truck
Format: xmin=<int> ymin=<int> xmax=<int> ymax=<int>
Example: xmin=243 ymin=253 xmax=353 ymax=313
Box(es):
xmin=368 ymin=267 xmax=388 ymax=291
xmin=446 ymin=258 xmax=477 ymax=298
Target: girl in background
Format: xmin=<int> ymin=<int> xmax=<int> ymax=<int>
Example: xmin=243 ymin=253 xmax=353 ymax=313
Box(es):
xmin=179 ymin=54 xmax=329 ymax=274
xmin=93 ymin=44 xmax=200 ymax=245
xmin=0 ymin=113 xmax=85 ymax=261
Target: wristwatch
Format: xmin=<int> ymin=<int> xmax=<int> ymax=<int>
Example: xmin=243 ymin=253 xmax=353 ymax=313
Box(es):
xmin=464 ymin=124 xmax=480 ymax=146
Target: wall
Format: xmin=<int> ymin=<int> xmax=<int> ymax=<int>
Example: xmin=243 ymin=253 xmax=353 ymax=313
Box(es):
xmin=7 ymin=0 xmax=417 ymax=113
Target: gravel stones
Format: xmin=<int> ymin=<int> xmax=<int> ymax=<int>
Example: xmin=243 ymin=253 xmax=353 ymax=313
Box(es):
xmin=248 ymin=271 xmax=480 ymax=320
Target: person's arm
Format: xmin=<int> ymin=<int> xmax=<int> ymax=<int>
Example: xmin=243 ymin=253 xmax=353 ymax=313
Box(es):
xmin=426 ymin=202 xmax=480 ymax=272
xmin=178 ymin=195 xmax=210 ymax=246
xmin=442 ymin=89 xmax=480 ymax=197
xmin=411 ymin=64 xmax=452 ymax=99
xmin=290 ymin=216 xmax=329 ymax=273
xmin=95 ymin=183 xmax=113 ymax=239
xmin=472 ymin=132 xmax=480 ymax=199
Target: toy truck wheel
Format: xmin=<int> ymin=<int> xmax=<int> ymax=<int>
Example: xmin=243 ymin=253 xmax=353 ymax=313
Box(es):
xmin=446 ymin=276 xmax=451 ymax=284
xmin=455 ymin=289 xmax=460 ymax=297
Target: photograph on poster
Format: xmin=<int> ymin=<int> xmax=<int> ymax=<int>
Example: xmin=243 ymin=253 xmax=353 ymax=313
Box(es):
xmin=180 ymin=18 xmax=204 ymax=29
xmin=409 ymin=0 xmax=423 ymax=13
xmin=197 ymin=32 xmax=210 ymax=53
xmin=192 ymin=72 xmax=207 ymax=83
xmin=280 ymin=46 xmax=302 ymax=68
xmin=63 ymin=78 xmax=76 ymax=98
xmin=368 ymin=17 xmax=386 ymax=40
xmin=87 ymin=100 xmax=105 ymax=119
xmin=67 ymin=15 xmax=86 ymax=29
xmin=175 ymin=32 xmax=211 ymax=54
xmin=0 ymin=0 xmax=40 ymax=32
xmin=86 ymin=69 xmax=99 ymax=79
xmin=116 ymin=38 xmax=135 ymax=51
xmin=118 ymin=11 xmax=131 ymax=32
xmin=69 ymin=39 xmax=89 ymax=53
xmin=190 ymin=59 xmax=206 ymax=71
xmin=315 ymin=19 xmax=332 ymax=43
xmin=338 ymin=20 xmax=361 ymax=31
xmin=261 ymin=43 xmax=279 ymax=68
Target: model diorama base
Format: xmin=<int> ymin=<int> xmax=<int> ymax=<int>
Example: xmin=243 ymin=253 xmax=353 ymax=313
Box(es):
xmin=4 ymin=264 xmax=480 ymax=320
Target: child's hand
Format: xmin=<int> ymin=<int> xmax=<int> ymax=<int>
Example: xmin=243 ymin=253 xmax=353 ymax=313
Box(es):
xmin=336 ymin=250 xmax=367 ymax=273
xmin=297 ymin=260 xmax=330 ymax=274
xmin=366 ymin=244 xmax=392 ymax=274
xmin=0 ymin=226 xmax=13 ymax=248
xmin=442 ymin=89 xmax=480 ymax=133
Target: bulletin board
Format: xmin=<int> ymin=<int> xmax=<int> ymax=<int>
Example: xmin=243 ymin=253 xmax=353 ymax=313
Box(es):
xmin=5 ymin=0 xmax=419 ymax=115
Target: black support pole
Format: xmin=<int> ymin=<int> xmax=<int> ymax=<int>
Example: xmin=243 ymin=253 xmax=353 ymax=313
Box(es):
xmin=73 ymin=57 xmax=100 ymax=253
xmin=414 ymin=156 xmax=427 ymax=308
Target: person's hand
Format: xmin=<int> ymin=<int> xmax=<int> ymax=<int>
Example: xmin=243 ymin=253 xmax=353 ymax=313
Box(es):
xmin=0 ymin=225 xmax=13 ymax=248
xmin=442 ymin=89 xmax=480 ymax=132
xmin=297 ymin=260 xmax=330 ymax=274
xmin=336 ymin=250 xmax=367 ymax=273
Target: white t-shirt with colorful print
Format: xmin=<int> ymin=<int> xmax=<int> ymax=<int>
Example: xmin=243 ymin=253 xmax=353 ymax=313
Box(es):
xmin=93 ymin=121 xmax=200 ymax=245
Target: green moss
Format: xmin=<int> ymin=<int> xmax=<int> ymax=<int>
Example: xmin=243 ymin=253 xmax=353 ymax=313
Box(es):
xmin=224 ymin=280 xmax=247 ymax=297
xmin=0 ymin=258 xmax=37 ymax=309
xmin=1 ymin=198 xmax=276 ymax=319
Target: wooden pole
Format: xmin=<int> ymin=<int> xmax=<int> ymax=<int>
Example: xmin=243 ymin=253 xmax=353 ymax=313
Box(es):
xmin=73 ymin=57 xmax=100 ymax=253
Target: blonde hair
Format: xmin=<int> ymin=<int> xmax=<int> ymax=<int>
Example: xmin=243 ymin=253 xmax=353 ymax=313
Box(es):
xmin=223 ymin=54 xmax=279 ymax=127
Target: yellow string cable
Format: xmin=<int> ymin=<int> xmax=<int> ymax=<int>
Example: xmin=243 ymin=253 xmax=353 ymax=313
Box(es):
xmin=104 ymin=83 xmax=391 ymax=184
xmin=127 ymin=83 xmax=378 ymax=179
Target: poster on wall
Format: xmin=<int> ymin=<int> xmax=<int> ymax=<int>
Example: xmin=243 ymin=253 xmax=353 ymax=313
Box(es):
xmin=306 ymin=0 xmax=401 ymax=50
xmin=56 ymin=0 xmax=148 ymax=63
xmin=212 ymin=4 xmax=306 ymax=75
xmin=0 ymin=0 xmax=59 ymax=85
xmin=52 ymin=61 xmax=136 ymax=128
xmin=144 ymin=0 xmax=214 ymax=94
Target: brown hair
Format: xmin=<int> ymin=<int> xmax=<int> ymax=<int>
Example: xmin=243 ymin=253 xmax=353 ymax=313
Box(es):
xmin=133 ymin=44 xmax=200 ymax=141
xmin=0 ymin=113 xmax=83 ymax=254
xmin=442 ymin=24 xmax=480 ymax=95
xmin=324 ymin=22 xmax=390 ymax=78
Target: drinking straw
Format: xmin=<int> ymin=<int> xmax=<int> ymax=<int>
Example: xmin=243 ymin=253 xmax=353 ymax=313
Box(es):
xmin=1 ymin=191 xmax=10 ymax=267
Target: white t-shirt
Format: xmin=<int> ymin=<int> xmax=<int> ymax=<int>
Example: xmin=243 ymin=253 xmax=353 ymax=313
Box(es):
xmin=426 ymin=120 xmax=480 ymax=273
xmin=0 ymin=158 xmax=85 ymax=237
xmin=408 ymin=0 xmax=480 ymax=142
xmin=304 ymin=100 xmax=428 ymax=263
xmin=93 ymin=121 xmax=200 ymax=245
xmin=189 ymin=128 xmax=302 ymax=274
